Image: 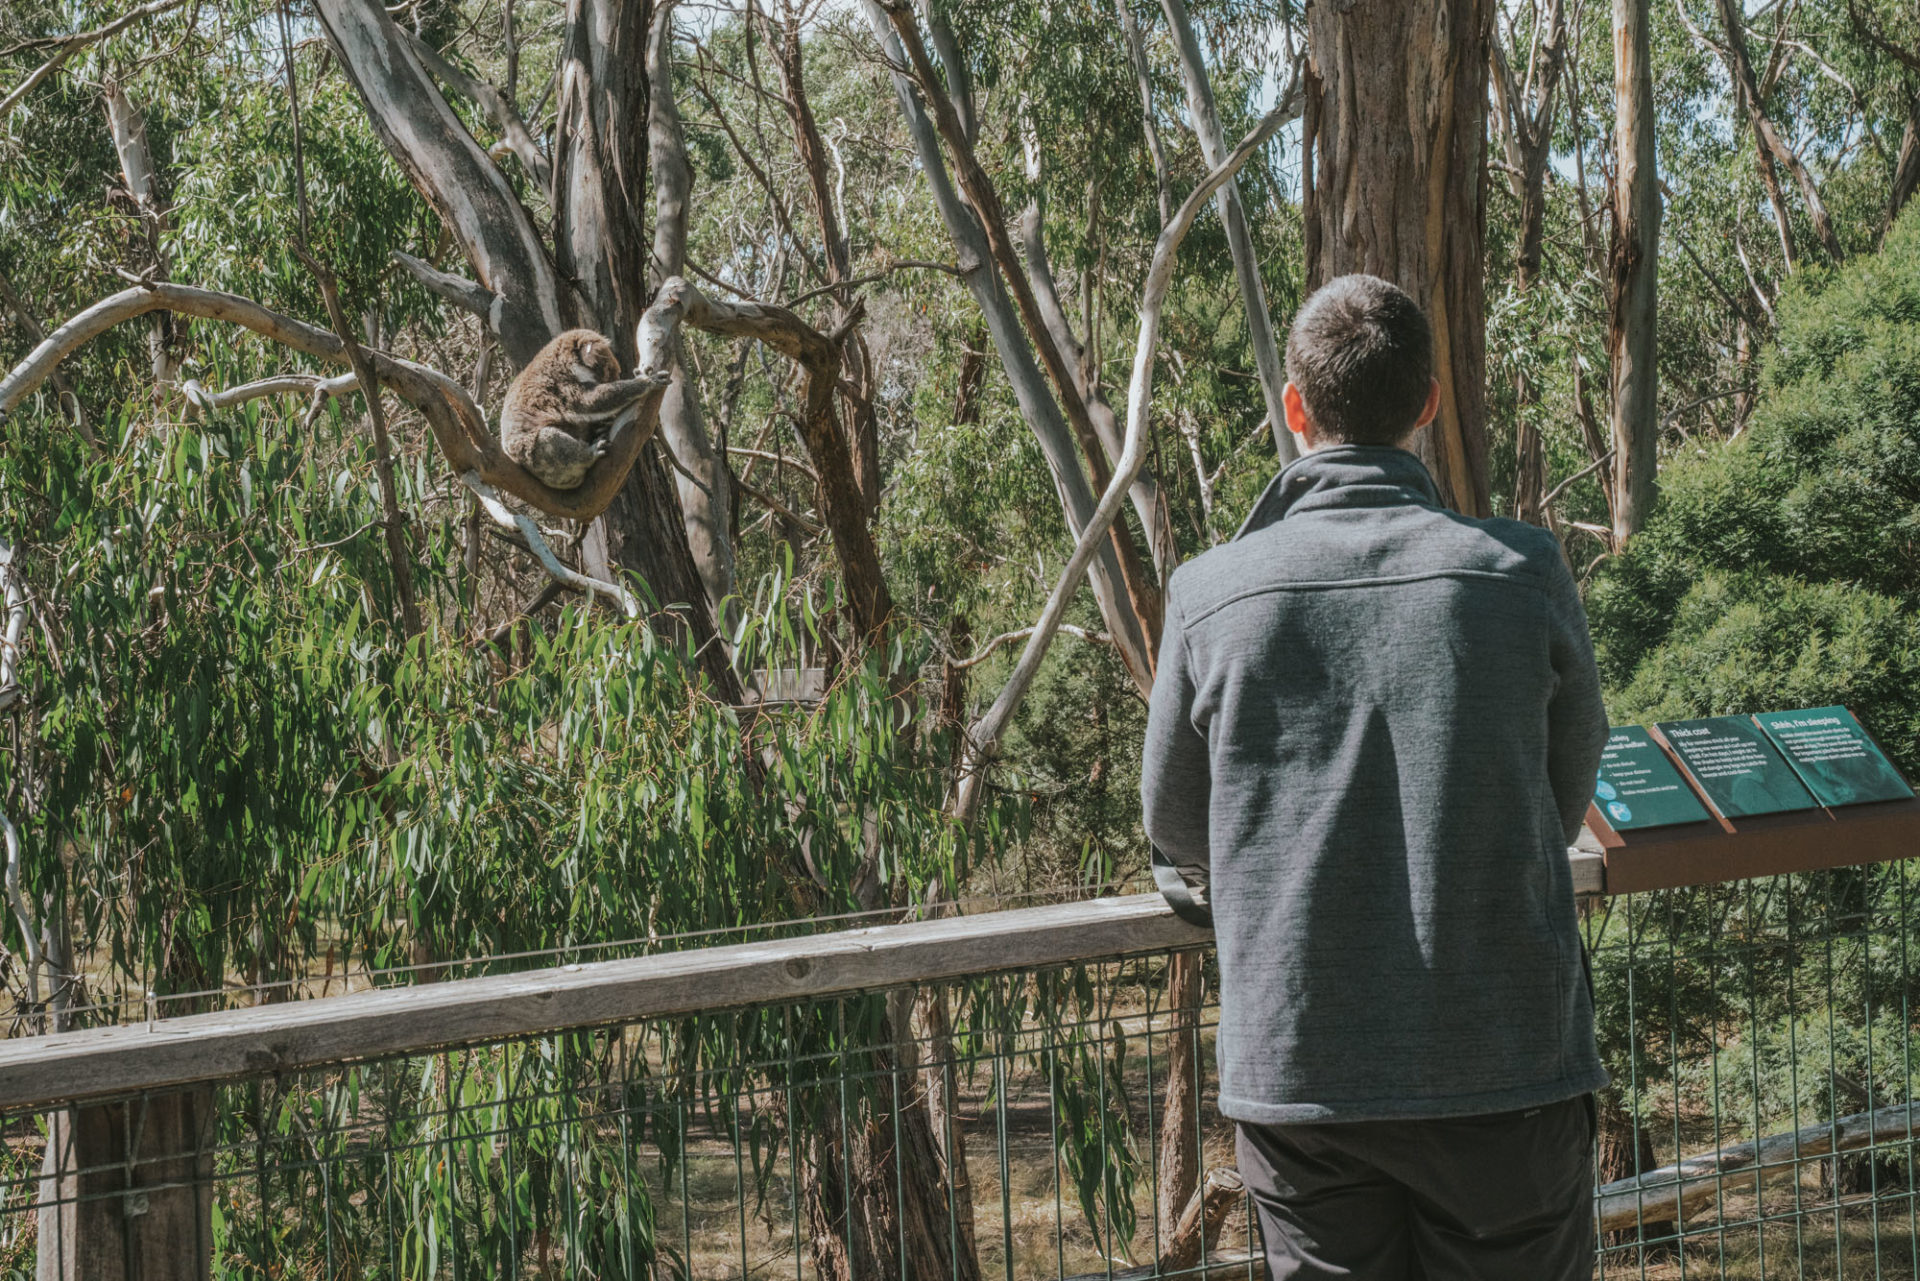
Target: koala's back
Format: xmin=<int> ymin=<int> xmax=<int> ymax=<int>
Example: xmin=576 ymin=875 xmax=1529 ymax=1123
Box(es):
xmin=501 ymin=330 xmax=606 ymax=448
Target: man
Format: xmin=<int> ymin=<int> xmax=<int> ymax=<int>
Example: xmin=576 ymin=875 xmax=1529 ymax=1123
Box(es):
xmin=1141 ymin=275 xmax=1609 ymax=1279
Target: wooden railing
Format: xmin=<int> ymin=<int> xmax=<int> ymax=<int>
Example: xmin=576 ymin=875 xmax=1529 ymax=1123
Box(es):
xmin=0 ymin=893 xmax=1213 ymax=1109
xmin=30 ymin=832 xmax=1920 ymax=1280
xmin=0 ymin=849 xmax=1607 ymax=1109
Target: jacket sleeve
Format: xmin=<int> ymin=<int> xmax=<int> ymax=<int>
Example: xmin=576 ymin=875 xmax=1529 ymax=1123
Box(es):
xmin=1544 ymin=549 xmax=1610 ymax=845
xmin=1141 ymin=581 xmax=1213 ymax=908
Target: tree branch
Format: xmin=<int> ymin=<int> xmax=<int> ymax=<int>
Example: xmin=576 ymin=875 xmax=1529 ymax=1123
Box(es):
xmin=949 ymin=623 xmax=1110 ymax=670
xmin=183 ymin=372 xmax=359 ymax=412
xmin=727 ymin=445 xmax=819 ymax=482
xmin=460 ymin=471 xmax=639 ymax=617
xmin=1159 ymin=0 xmax=1303 ymax=463
xmin=782 ymin=259 xmax=961 ymax=308
xmin=0 ymin=0 xmax=191 ymax=119
xmin=392 ymin=251 xmax=499 ymax=322
xmin=953 ymin=95 xmax=1293 ymax=822
xmin=398 ymin=26 xmax=553 ymax=190
xmin=652 ymin=276 xmax=892 ymax=637
xmin=0 ymin=282 xmax=675 ymax=523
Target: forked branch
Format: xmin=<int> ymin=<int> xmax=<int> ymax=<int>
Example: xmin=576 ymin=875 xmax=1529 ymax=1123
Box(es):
xmin=0 ymin=282 xmax=676 ymax=523
xmin=953 ymin=96 xmax=1293 ymax=823
xmin=459 ymin=472 xmax=640 ymax=618
xmin=649 ymin=276 xmax=894 ymax=639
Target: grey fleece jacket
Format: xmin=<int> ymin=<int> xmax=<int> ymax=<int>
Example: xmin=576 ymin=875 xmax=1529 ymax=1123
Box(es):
xmin=1141 ymin=445 xmax=1609 ymax=1124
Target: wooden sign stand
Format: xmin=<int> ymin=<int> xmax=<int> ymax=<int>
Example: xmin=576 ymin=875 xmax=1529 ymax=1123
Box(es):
xmin=1587 ymin=796 xmax=1920 ymax=894
xmin=1587 ymin=720 xmax=1920 ymax=893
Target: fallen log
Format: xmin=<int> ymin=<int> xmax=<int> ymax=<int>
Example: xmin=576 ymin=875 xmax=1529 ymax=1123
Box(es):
xmin=1596 ymin=1103 xmax=1920 ymax=1234
xmin=1063 ymin=1250 xmax=1263 ymax=1281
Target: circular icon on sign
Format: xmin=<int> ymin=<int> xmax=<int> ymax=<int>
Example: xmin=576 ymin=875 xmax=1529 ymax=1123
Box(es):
xmin=1595 ymin=780 xmax=1618 ymax=801
xmin=1607 ymin=800 xmax=1633 ymax=823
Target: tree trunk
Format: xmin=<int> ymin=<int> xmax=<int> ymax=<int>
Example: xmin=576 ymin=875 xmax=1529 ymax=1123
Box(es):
xmin=862 ymin=0 xmax=1155 ymax=692
xmin=1300 ymin=0 xmax=1493 ymax=517
xmin=312 ymin=0 xmax=569 ymax=366
xmin=37 ymin=1089 xmax=215 ymax=1281
xmin=1596 ymin=1096 xmax=1672 ymax=1248
xmin=1490 ymin=4 xmax=1565 ymax=525
xmin=1887 ymin=98 xmax=1920 ymax=241
xmin=798 ymin=1036 xmax=980 ymax=1281
xmin=770 ymin=5 xmax=883 ymax=517
xmin=552 ymin=0 xmax=654 ymax=358
xmin=920 ymin=982 xmax=978 ymax=1263
xmin=647 ymin=4 xmax=737 ymax=628
xmin=1159 ymin=0 xmax=1298 ymax=465
xmin=1713 ymin=0 xmax=1844 ymax=264
xmin=1608 ymin=0 xmax=1661 ymax=543
xmin=1156 ymin=950 xmax=1205 ymax=1248
xmin=315 ymin=0 xmax=737 ymax=687
xmin=550 ymin=0 xmax=736 ymax=674
xmin=1488 ymin=0 xmax=1565 ymax=292
xmin=775 ymin=2 xmax=887 ymax=521
xmin=1512 ymin=379 xmax=1548 ymax=525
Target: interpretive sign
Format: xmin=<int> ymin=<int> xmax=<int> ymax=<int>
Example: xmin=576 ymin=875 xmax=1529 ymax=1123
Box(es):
xmin=1656 ymin=716 xmax=1819 ymax=820
xmin=1592 ymin=727 xmax=1713 ymax=830
xmin=1754 ymin=707 xmax=1915 ymax=808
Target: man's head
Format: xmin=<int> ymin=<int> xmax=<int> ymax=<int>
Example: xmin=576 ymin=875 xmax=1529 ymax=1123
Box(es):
xmin=1282 ymin=275 xmax=1441 ymax=450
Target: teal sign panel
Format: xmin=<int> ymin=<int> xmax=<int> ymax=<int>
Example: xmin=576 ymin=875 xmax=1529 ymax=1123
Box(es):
xmin=1656 ymin=716 xmax=1820 ymax=820
xmin=1593 ymin=727 xmax=1713 ymax=830
xmin=1754 ymin=707 xmax=1915 ymax=808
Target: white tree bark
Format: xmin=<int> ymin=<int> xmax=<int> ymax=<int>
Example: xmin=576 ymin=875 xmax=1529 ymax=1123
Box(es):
xmin=954 ymin=98 xmax=1293 ymax=822
xmin=103 ymin=76 xmax=178 ymax=388
xmin=1158 ymin=0 xmax=1299 ymax=464
xmin=647 ymin=4 xmax=737 ymax=628
xmin=862 ymin=0 xmax=1155 ymax=689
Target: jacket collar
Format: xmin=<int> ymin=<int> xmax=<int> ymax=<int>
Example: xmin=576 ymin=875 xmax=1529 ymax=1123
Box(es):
xmin=1234 ymin=445 xmax=1441 ymax=539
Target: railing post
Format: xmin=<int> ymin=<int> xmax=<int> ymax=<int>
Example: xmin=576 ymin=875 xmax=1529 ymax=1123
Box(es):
xmin=36 ymin=1087 xmax=213 ymax=1281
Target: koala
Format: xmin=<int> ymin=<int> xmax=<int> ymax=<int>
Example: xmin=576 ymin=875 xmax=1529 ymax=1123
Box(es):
xmin=500 ymin=329 xmax=664 ymax=489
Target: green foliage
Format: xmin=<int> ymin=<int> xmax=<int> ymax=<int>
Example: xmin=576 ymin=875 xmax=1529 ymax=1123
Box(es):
xmin=1583 ymin=200 xmax=1920 ymax=1162
xmin=1588 ymin=209 xmax=1920 ymax=772
xmin=0 ymin=394 xmax=996 ymax=1018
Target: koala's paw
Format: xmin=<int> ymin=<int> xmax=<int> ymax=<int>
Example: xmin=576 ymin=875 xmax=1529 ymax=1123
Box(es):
xmin=591 ymin=436 xmax=613 ymax=459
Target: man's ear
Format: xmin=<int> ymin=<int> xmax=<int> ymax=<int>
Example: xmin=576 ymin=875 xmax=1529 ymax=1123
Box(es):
xmin=1413 ymin=377 xmax=1442 ymax=430
xmin=1283 ymin=382 xmax=1314 ymax=442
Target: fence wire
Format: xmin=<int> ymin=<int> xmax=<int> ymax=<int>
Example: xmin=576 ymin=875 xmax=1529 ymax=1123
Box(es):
xmin=5 ymin=864 xmax=1920 ymax=1279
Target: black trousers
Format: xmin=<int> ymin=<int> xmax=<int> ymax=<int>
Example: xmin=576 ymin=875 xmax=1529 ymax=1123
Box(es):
xmin=1234 ymin=1095 xmax=1595 ymax=1280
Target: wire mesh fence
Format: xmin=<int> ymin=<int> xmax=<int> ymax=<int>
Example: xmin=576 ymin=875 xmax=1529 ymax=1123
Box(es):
xmin=4 ymin=863 xmax=1920 ymax=1279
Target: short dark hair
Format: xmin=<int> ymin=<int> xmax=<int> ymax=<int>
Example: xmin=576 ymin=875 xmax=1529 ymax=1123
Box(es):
xmin=1284 ymin=275 xmax=1434 ymax=445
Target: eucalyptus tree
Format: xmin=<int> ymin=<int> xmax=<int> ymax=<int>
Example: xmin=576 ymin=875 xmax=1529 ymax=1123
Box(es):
xmin=1 ymin=0 xmax=1317 ymax=1271
xmin=1610 ymin=0 xmax=1660 ymax=542
xmin=1490 ymin=0 xmax=1569 ymax=524
xmin=1299 ymin=0 xmax=1493 ymax=516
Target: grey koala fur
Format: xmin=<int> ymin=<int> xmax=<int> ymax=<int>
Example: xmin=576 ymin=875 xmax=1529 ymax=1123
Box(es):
xmin=500 ymin=329 xmax=665 ymax=489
